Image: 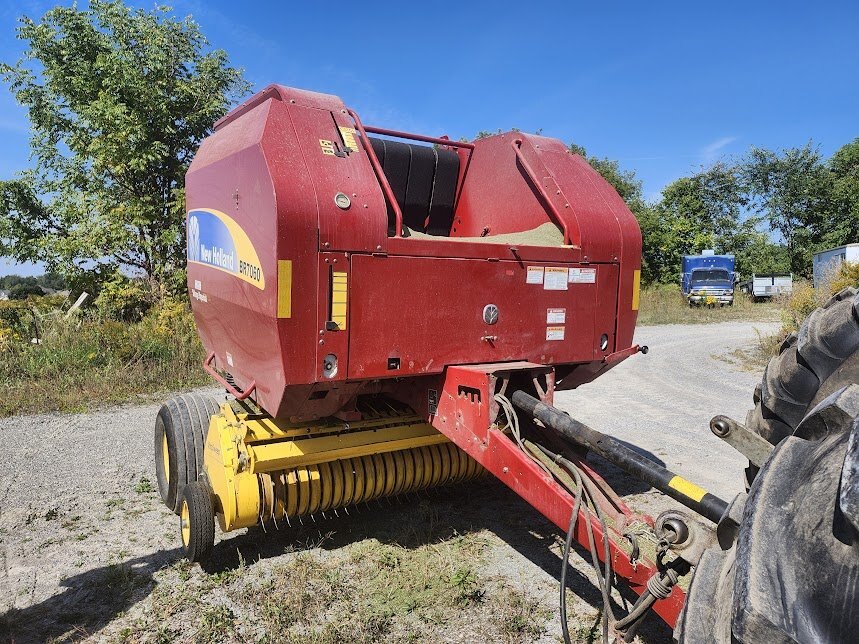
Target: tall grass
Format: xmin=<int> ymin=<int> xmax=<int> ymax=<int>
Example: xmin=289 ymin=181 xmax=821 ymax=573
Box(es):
xmin=0 ymin=298 xmax=208 ymax=416
xmin=637 ymin=284 xmax=780 ymax=326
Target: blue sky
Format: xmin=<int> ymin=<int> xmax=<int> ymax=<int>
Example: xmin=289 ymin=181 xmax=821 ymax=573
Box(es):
xmin=1 ymin=0 xmax=857 ymax=276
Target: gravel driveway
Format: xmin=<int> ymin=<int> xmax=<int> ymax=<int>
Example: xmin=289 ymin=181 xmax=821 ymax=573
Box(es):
xmin=0 ymin=320 xmax=779 ymax=643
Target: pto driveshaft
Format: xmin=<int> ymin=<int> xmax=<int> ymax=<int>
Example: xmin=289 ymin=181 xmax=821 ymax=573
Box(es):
xmin=510 ymin=391 xmax=728 ymax=524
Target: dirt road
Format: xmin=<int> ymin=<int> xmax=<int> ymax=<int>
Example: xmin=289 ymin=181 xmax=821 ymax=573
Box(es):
xmin=0 ymin=320 xmax=778 ymax=643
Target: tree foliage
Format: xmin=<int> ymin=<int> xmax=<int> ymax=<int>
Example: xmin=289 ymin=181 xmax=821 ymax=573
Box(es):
xmin=741 ymin=143 xmax=832 ymax=275
xmin=643 ymin=164 xmax=749 ymax=282
xmin=8 ymin=282 xmax=44 ymax=300
xmin=633 ymin=140 xmax=858 ymax=285
xmin=0 ymin=0 xmax=249 ymax=291
xmin=824 ymin=139 xmax=859 ymax=249
xmin=0 ymin=273 xmax=68 ymax=291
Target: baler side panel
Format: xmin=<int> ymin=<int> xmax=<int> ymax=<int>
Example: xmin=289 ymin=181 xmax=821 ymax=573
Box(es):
xmin=261 ymin=100 xmax=341 ymax=417
xmin=453 ymin=133 xmax=560 ymax=238
xmin=551 ymin=150 xmax=642 ymax=349
xmin=348 ymin=255 xmax=618 ymax=379
xmin=186 ymin=100 xmax=282 ymax=402
xmin=285 ymin=104 xmax=387 ymax=253
xmin=593 ymin=263 xmax=620 ymax=355
xmin=453 ymin=132 xmax=640 ymax=351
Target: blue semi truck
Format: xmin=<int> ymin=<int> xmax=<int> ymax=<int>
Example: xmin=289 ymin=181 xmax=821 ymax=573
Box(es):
xmin=681 ymin=251 xmax=736 ymax=306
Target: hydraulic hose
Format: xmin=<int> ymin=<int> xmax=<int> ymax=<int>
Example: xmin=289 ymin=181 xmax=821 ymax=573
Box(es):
xmin=510 ymin=391 xmax=729 ymax=524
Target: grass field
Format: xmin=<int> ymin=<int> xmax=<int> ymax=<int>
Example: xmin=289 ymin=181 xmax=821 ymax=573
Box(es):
xmin=637 ymin=284 xmax=781 ymax=326
xmin=108 ymin=528 xmax=550 ymax=644
xmin=0 ymin=298 xmax=209 ymax=417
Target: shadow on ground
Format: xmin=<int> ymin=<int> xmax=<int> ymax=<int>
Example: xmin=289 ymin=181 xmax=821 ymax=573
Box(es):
xmin=1 ymin=549 xmax=179 ymax=644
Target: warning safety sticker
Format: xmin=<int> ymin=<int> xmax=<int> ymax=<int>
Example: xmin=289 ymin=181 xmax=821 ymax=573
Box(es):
xmin=547 ymin=308 xmax=566 ymax=324
xmin=568 ymin=267 xmax=597 ymax=284
xmin=526 ymin=266 xmax=544 ymax=284
xmin=544 ymin=267 xmax=568 ymax=290
xmin=546 ymin=326 xmax=566 ymax=341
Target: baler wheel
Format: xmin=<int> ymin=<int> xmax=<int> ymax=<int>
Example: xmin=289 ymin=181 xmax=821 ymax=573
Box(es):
xmin=155 ymin=393 xmax=220 ymax=513
xmin=180 ymin=481 xmax=215 ymax=563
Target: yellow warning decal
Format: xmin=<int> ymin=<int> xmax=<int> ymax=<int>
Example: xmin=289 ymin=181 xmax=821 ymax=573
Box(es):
xmin=277 ymin=260 xmax=292 ymax=319
xmin=668 ymin=475 xmax=706 ymax=502
xmin=319 ymin=139 xmax=335 ymax=156
xmin=331 ymin=271 xmax=348 ymax=330
xmin=338 ymin=127 xmax=359 ymax=152
xmin=632 ymin=269 xmax=641 ymax=311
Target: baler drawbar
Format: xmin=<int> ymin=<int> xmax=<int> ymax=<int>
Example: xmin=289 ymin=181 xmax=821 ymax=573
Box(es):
xmin=154 ymin=84 xmax=859 ymax=643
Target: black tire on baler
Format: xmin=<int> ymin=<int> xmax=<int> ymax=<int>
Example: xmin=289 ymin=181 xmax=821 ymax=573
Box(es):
xmin=180 ymin=480 xmax=215 ymax=562
xmin=154 ymin=393 xmax=220 ymax=514
xmin=745 ymin=287 xmax=859 ymax=482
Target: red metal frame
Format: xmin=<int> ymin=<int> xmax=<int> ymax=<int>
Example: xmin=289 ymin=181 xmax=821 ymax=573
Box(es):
xmin=423 ymin=363 xmax=686 ymax=628
xmin=511 ymin=138 xmax=574 ymax=246
xmin=203 ymin=352 xmax=256 ymax=401
xmin=361 ymin=124 xmax=475 ymax=151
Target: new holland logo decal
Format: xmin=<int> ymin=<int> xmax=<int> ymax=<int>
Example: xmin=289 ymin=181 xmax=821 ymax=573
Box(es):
xmin=186 ymin=208 xmax=265 ymax=289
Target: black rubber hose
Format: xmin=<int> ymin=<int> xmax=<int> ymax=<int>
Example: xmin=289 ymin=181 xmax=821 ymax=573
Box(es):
xmin=511 ymin=391 xmax=729 ymax=523
xmin=532 ymin=441 xmax=615 ymax=643
xmin=615 ymin=590 xmax=656 ymax=630
xmin=560 ymin=480 xmax=584 ymax=644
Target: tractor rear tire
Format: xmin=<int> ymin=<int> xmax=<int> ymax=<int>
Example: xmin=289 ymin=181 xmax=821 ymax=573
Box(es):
xmin=155 ymin=393 xmax=220 ymax=514
xmin=180 ymin=480 xmax=215 ymax=563
xmin=678 ymin=384 xmax=859 ymax=642
xmin=744 ymin=287 xmax=859 ymax=482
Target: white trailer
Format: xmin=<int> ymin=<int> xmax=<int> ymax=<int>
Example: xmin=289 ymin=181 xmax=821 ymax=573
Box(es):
xmin=739 ymin=274 xmax=793 ymax=300
xmin=813 ymin=244 xmax=859 ymax=288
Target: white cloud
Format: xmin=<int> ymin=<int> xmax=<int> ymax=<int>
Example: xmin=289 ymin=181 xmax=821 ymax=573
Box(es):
xmin=699 ymin=136 xmax=738 ymax=164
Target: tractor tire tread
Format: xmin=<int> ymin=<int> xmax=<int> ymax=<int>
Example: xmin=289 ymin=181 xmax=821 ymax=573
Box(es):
xmin=748 ymin=288 xmax=859 ymax=447
xmin=181 ymin=393 xmax=218 ymax=476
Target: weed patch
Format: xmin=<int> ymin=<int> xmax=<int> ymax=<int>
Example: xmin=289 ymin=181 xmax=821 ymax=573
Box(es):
xmin=753 ymin=265 xmax=859 ymax=364
xmin=120 ymin=529 xmax=550 ymax=643
xmin=135 ymin=477 xmax=154 ymax=495
xmin=0 ymin=298 xmax=208 ymax=416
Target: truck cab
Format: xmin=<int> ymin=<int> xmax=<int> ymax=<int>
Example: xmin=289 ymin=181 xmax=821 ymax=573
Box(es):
xmin=682 ymin=251 xmax=735 ymax=306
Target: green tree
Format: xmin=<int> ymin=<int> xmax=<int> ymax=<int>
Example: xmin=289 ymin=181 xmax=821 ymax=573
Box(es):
xmin=729 ymin=230 xmax=791 ymax=277
xmin=38 ymin=271 xmax=69 ymax=291
xmin=8 ymin=282 xmax=44 ymax=299
xmin=643 ymin=164 xmax=748 ymax=283
xmin=0 ymin=0 xmax=249 ymax=292
xmin=821 ymin=138 xmax=859 ymax=249
xmin=741 ymin=143 xmax=832 ymax=276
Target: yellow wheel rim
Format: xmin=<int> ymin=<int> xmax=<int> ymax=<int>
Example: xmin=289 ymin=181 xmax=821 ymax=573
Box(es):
xmin=162 ymin=433 xmax=170 ymax=481
xmin=180 ymin=499 xmax=191 ymax=547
